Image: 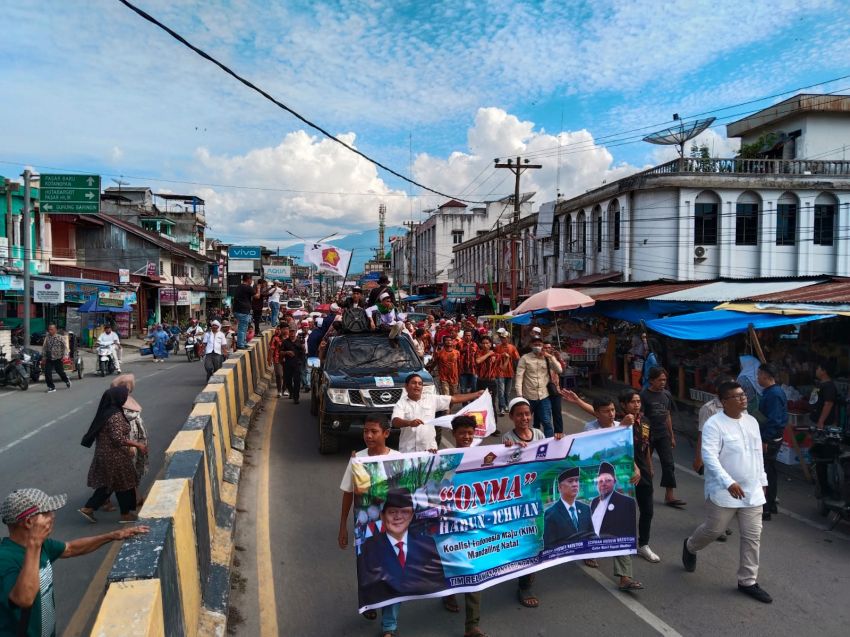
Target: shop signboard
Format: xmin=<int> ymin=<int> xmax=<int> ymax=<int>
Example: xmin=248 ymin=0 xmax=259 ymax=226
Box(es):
xmin=159 ymin=288 xmax=190 ymax=306
xmin=228 ymin=259 xmax=255 ymax=273
xmin=265 ymin=265 xmax=291 ymax=280
xmin=118 ymin=268 xmax=130 ymax=283
xmin=446 ymin=284 xmax=477 ymax=299
xmin=97 ymin=292 xmax=126 ymax=308
xmin=121 ymin=291 xmax=138 ymax=305
xmin=0 ymin=275 xmax=23 ymax=291
xmin=33 ymin=281 xmax=65 ymax=304
xmin=64 ymin=281 xmax=112 ymax=304
xmin=189 ymin=291 xmax=205 ymax=305
xmin=227 ymin=245 xmax=261 ymax=259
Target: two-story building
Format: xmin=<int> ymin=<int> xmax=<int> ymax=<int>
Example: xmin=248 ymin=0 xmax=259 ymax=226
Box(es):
xmin=392 ymin=193 xmax=535 ymax=297
xmin=539 ymin=93 xmax=850 ymax=286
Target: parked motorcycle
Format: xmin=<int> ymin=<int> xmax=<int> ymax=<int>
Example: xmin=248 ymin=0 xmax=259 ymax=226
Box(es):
xmin=810 ymin=425 xmax=850 ymax=528
xmin=0 ymin=346 xmax=30 ymax=390
xmin=96 ymin=344 xmax=117 ymax=377
xmin=20 ymin=347 xmax=42 ymax=382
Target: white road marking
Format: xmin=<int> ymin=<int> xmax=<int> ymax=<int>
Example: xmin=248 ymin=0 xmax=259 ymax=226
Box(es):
xmin=0 ymin=365 xmax=181 ymax=455
xmin=581 ymin=564 xmax=683 ymax=636
xmin=0 ymin=404 xmax=91 ymax=455
xmin=674 ymin=462 xmax=849 ymax=540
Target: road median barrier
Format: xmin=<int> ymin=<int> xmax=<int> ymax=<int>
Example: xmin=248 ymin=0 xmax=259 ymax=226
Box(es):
xmin=94 ymin=333 xmax=272 ymax=636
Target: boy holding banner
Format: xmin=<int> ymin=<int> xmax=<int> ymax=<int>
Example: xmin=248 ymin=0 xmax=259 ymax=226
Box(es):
xmin=441 ymin=415 xmax=490 ymax=637
xmin=338 ymin=415 xmax=403 ymax=632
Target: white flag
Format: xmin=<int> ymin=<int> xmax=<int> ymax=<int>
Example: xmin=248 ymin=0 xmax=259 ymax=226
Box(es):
xmin=427 ymin=390 xmax=496 ymax=446
xmin=304 ymin=242 xmax=352 ymax=276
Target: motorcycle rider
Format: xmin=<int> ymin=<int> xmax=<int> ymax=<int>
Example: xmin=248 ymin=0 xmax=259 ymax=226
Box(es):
xmin=96 ymin=324 xmax=122 ymax=374
xmin=185 ymin=318 xmax=205 ymax=354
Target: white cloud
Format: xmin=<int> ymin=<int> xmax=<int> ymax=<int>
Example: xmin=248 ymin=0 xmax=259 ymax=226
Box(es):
xmin=413 ymin=108 xmax=641 ymax=207
xmin=192 ymin=107 xmax=643 ymax=245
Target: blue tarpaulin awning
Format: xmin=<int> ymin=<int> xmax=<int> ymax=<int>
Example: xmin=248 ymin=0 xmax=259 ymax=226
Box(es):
xmin=646 ymin=310 xmax=835 ymax=341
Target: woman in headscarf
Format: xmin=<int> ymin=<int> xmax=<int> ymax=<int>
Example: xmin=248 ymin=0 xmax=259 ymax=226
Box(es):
xmin=149 ymin=323 xmax=170 ymax=362
xmin=112 ymin=374 xmax=149 ymax=508
xmin=78 ymin=385 xmax=146 ymax=523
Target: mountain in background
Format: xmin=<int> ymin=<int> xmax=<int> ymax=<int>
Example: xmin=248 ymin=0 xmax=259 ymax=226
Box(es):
xmin=278 ymin=226 xmax=406 ymax=274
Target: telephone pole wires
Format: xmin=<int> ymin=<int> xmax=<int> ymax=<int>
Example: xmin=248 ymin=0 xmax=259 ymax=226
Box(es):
xmin=494 ymin=156 xmax=541 ymax=308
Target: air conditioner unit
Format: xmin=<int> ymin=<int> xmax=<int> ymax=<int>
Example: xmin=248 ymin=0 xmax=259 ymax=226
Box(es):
xmin=570 ymin=258 xmax=586 ymax=271
xmin=694 ymin=246 xmax=708 ymax=262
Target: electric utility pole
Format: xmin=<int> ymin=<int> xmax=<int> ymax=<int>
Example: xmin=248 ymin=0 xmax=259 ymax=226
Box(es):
xmin=494 ymin=156 xmax=541 ymax=307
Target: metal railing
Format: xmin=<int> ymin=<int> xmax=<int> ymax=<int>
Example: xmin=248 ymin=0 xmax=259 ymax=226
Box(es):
xmin=644 ymin=157 xmax=850 ymax=177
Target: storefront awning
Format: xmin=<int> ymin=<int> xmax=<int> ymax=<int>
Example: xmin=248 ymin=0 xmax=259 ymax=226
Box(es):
xmin=646 ymin=310 xmax=835 ymax=341
xmin=78 ymin=298 xmax=133 ymax=313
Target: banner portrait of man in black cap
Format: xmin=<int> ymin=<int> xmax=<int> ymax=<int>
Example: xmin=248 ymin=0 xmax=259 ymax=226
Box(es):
xmin=590 ymin=462 xmax=637 ymax=539
xmin=356 ymin=487 xmax=447 ymax=607
xmin=543 ymin=467 xmax=594 ymax=550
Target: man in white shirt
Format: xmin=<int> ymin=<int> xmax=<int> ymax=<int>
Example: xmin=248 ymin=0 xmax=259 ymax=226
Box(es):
xmin=202 ymin=320 xmax=229 ymax=381
xmin=390 ymin=373 xmax=482 ymax=452
xmin=96 ymin=325 xmax=121 ymax=373
xmin=267 ymin=283 xmax=283 ymax=326
xmin=682 ymin=381 xmax=772 ymax=604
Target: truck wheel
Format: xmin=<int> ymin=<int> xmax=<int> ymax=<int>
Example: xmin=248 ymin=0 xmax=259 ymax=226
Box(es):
xmin=318 ymin=413 xmax=339 ymax=454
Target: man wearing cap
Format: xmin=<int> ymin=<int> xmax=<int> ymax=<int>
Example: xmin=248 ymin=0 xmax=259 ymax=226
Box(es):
xmin=543 ymin=467 xmax=594 ymax=550
xmin=0 ymin=489 xmax=147 ymax=637
xmin=343 ymin=287 xmax=366 ymax=309
xmin=202 ymin=320 xmax=229 ymax=381
xmin=357 ymin=487 xmax=446 ymax=608
xmin=366 ymin=292 xmax=404 ymax=339
xmin=514 ymin=337 xmax=562 ymax=437
xmin=366 ymin=274 xmax=395 ymax=308
xmin=590 ymin=462 xmax=637 ymax=539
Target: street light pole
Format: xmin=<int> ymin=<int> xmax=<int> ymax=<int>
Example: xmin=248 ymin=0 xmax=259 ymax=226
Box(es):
xmin=22 ymin=170 xmax=32 ymax=347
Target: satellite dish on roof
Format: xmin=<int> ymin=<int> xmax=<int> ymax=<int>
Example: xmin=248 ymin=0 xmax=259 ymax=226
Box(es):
xmin=643 ymin=114 xmax=717 ymax=158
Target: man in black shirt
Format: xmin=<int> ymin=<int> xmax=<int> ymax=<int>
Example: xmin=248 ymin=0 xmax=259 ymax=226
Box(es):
xmin=639 ymin=367 xmax=686 ymax=509
xmin=281 ymin=327 xmax=305 ymax=403
xmin=366 ymin=274 xmax=395 ymax=307
xmin=342 ymin=287 xmax=366 ymax=309
xmin=233 ymin=274 xmax=255 ymax=349
xmin=812 ymin=361 xmax=838 ymax=429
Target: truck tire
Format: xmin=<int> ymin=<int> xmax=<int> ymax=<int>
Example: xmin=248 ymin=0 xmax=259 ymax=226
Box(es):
xmin=317 ymin=411 xmax=339 ymax=455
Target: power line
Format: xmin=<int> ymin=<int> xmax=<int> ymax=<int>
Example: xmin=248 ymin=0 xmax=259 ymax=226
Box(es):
xmin=116 ymin=0 xmax=483 ymax=204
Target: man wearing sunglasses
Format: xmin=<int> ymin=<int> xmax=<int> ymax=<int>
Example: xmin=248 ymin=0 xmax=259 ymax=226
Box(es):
xmin=681 ymin=381 xmax=772 ymax=604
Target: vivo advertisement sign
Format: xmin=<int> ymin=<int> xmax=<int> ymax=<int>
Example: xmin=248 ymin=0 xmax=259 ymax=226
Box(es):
xmin=228 ymin=245 xmax=262 ymax=259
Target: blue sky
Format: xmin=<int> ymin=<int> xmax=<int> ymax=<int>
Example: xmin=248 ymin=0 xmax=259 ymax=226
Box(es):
xmin=2 ymin=0 xmax=849 ymax=247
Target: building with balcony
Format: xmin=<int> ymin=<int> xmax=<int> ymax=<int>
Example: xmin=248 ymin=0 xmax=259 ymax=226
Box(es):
xmin=539 ymin=94 xmax=850 ymax=285
xmin=391 ymin=194 xmax=535 ymax=295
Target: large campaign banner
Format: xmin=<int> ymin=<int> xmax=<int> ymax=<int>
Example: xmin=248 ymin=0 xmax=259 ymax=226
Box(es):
xmin=350 ymin=426 xmax=636 ymax=611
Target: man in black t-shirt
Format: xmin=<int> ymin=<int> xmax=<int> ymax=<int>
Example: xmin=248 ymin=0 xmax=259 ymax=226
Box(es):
xmin=639 ymin=367 xmax=686 ymax=509
xmin=812 ymin=362 xmax=838 ymax=429
xmin=233 ymin=273 xmax=255 ymax=349
xmin=366 ymin=274 xmax=395 ymax=307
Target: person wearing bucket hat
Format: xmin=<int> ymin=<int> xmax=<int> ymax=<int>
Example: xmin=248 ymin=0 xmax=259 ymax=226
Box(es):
xmin=0 ymin=489 xmax=147 ymax=637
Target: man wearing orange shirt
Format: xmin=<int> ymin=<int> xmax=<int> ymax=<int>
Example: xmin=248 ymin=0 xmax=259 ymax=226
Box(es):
xmin=434 ymin=336 xmax=460 ymax=396
xmin=495 ymin=329 xmax=520 ymax=416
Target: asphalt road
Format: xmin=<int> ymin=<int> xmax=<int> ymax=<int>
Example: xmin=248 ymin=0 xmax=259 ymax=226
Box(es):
xmin=0 ymin=348 xmax=211 ymax=637
xmin=232 ymin=395 xmax=850 ymax=637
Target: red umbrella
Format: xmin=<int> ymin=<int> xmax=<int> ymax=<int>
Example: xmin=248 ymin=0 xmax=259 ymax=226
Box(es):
xmin=509 ymin=288 xmax=595 ymax=315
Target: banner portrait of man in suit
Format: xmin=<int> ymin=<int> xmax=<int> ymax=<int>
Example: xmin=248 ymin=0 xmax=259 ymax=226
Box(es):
xmin=543 ymin=467 xmax=594 ymax=550
xmin=357 ymin=487 xmax=447 ymax=608
xmin=590 ymin=461 xmax=637 ymax=539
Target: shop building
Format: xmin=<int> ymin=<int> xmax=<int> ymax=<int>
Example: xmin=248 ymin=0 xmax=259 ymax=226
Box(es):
xmin=538 ymin=94 xmax=850 ymax=286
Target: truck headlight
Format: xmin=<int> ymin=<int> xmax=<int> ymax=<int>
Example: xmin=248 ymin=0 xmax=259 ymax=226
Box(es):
xmin=327 ymin=388 xmax=350 ymax=404
xmin=421 ymin=384 xmax=436 ymax=396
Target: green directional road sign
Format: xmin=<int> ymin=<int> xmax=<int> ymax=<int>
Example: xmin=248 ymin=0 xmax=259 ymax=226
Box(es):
xmin=39 ymin=174 xmax=101 ymax=213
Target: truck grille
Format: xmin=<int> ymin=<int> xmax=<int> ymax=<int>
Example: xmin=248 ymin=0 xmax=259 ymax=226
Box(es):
xmin=348 ymin=390 xmax=365 ymax=405
xmin=368 ymin=389 xmax=402 ymax=405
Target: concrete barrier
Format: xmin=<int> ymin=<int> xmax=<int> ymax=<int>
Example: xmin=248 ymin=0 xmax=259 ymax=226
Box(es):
xmin=95 ymin=333 xmax=272 ymax=636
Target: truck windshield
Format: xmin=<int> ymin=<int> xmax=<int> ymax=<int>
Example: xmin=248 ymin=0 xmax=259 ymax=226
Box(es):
xmin=326 ymin=338 xmax=420 ymax=372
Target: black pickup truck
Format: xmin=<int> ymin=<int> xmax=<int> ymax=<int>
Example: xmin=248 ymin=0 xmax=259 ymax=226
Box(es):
xmin=310 ymin=332 xmax=435 ymax=454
